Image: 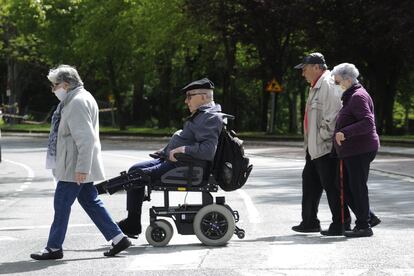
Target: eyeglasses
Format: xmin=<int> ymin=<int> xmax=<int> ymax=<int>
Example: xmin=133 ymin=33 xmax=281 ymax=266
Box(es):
xmin=186 ymin=92 xmax=206 ymax=100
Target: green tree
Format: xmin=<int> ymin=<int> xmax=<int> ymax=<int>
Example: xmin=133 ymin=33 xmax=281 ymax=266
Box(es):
xmin=0 ymin=0 xmax=49 ymax=119
xmin=303 ymin=0 xmax=414 ymax=134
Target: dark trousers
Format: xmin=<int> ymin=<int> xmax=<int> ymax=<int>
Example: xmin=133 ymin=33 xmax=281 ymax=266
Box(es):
xmin=342 ymin=151 xmax=376 ymax=229
xmin=301 ymin=151 xmax=351 ymax=228
xmin=125 ymin=159 xmax=177 ymax=234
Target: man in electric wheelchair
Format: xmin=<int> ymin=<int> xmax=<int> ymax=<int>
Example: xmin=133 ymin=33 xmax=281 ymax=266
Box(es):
xmin=95 ymin=78 xmax=246 ymax=246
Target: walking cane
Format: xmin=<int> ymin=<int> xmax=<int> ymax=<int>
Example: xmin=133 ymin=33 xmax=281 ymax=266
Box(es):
xmin=340 ymin=159 xmax=345 ymax=232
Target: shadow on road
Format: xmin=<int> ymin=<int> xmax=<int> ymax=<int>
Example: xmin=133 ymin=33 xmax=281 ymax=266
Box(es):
xmin=0 ymin=256 xmax=107 ymax=274
xmin=233 ymin=234 xmax=347 ymax=245
xmin=0 ymin=259 xmax=64 ymax=274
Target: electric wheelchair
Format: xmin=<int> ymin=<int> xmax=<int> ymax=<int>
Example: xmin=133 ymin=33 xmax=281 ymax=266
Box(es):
xmin=98 ymin=153 xmax=246 ymax=247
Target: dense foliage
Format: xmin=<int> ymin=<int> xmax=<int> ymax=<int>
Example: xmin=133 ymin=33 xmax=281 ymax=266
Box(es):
xmin=1 ymin=0 xmax=413 ymax=134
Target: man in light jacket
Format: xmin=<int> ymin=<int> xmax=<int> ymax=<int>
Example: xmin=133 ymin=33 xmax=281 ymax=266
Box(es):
xmin=292 ymin=53 xmax=351 ymax=236
xmin=31 ymin=65 xmax=131 ymax=260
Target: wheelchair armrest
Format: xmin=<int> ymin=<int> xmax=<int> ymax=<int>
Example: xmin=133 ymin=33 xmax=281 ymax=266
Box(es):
xmin=174 ymin=153 xmax=208 ymax=167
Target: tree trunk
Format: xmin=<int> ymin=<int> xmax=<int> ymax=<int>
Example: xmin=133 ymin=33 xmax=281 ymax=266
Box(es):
xmin=132 ymin=72 xmax=146 ymax=125
xmin=7 ymin=59 xmax=16 ymax=109
xmin=367 ymin=68 xmax=399 ymax=135
xmin=404 ymin=105 xmax=410 ymax=134
xmin=157 ymin=54 xmax=172 ymax=128
xmin=272 ymin=93 xmax=279 ymax=133
xmin=383 ymin=77 xmax=399 ymax=135
xmin=6 ymin=59 xmax=25 ymax=123
xmin=288 ymin=89 xmax=298 ymax=134
xmin=300 ymin=87 xmax=306 ymax=134
xmin=221 ymin=36 xmax=237 ymax=124
xmin=106 ymin=57 xmax=127 ymax=130
xmin=260 ymin=81 xmax=269 ymax=132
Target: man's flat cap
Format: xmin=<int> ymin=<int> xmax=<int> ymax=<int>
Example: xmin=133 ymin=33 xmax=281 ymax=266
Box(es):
xmin=294 ymin=52 xmax=326 ymax=69
xmin=180 ymin=78 xmax=214 ymax=94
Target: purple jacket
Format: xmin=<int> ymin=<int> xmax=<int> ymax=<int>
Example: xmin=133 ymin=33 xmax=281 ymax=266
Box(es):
xmin=334 ymin=83 xmax=380 ymax=158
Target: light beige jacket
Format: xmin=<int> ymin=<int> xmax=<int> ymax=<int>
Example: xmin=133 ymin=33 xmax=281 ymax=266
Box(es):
xmin=53 ymin=87 xmax=105 ymax=182
xmin=304 ymin=70 xmax=342 ymax=160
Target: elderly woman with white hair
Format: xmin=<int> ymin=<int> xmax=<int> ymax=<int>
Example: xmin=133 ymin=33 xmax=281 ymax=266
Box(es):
xmin=30 ymin=65 xmax=131 ymax=260
xmin=331 ymin=63 xmax=380 ymax=238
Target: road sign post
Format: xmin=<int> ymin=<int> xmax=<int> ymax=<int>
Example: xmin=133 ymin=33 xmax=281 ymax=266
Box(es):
xmin=266 ymin=78 xmax=283 ymax=133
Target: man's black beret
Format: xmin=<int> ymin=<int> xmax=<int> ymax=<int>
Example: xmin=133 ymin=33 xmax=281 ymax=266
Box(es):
xmin=180 ymin=78 xmax=214 ymax=94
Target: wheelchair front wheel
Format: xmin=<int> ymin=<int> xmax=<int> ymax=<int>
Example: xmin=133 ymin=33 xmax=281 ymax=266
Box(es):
xmin=193 ymin=204 xmax=235 ymax=246
xmin=145 ymin=219 xmax=174 ymax=247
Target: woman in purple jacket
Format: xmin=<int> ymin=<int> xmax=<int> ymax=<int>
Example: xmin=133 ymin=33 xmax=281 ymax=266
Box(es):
xmin=331 ymin=63 xmax=380 ymax=238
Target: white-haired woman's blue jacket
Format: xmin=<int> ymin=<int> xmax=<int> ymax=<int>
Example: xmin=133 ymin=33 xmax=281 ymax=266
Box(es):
xmin=53 ymin=86 xmax=105 ymax=182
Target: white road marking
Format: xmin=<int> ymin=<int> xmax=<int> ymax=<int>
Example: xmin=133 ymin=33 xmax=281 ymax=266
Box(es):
xmin=103 ymin=152 xmax=149 ymax=161
xmin=373 ymin=158 xmax=414 ymax=163
xmin=0 ymin=223 xmax=95 ymax=231
xmin=252 ymin=167 xmax=303 ymax=172
xmin=3 ymin=159 xmax=35 ymax=192
xmin=237 ymin=189 xmax=261 ymax=223
xmin=372 ymin=170 xmax=414 ymax=182
xmin=0 ymin=236 xmax=17 ymax=241
xmin=127 ymin=248 xmax=208 ymax=271
xmin=2 ymin=148 xmax=46 ymax=153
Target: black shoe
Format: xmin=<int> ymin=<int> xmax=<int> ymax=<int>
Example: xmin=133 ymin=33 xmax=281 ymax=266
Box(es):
xmin=292 ymin=222 xmax=321 ymax=233
xmin=344 ymin=227 xmax=373 ymax=238
xmin=369 ymin=215 xmax=381 ymax=227
xmin=30 ymin=248 xmax=63 ymax=260
xmin=320 ymin=223 xmax=351 ymax=236
xmin=104 ymin=237 xmax=132 ymax=257
xmin=118 ymin=218 xmax=140 ymax=239
xmin=321 ymin=229 xmax=341 ymax=236
xmin=320 ymin=228 xmax=344 ymax=236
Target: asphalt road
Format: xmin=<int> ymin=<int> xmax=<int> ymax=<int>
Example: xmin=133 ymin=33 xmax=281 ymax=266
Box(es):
xmin=1 ymin=136 xmax=414 ymax=275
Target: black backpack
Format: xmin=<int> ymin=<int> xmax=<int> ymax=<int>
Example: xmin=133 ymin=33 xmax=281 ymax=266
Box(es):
xmin=212 ymin=120 xmax=253 ymax=191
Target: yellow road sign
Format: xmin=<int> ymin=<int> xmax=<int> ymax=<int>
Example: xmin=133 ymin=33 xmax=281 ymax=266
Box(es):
xmin=266 ymin=78 xmax=283 ymax=93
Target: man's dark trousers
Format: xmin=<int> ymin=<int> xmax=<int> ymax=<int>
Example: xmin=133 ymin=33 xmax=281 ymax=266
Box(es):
xmin=301 ymin=151 xmax=350 ymax=228
xmin=126 ymin=159 xmax=177 ymax=234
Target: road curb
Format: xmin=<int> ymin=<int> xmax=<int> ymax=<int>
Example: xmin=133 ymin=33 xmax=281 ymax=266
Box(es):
xmin=2 ymin=131 xmax=414 ymax=157
xmin=371 ymin=168 xmax=414 ymax=180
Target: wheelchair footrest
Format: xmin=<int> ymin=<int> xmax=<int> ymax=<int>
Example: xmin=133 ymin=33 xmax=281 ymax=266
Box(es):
xmin=99 ymin=169 xmax=151 ymax=195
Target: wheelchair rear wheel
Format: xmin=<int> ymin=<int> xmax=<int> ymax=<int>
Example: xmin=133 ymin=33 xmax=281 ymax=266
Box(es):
xmin=193 ymin=204 xmax=235 ymax=246
xmin=145 ymin=219 xmax=174 ymax=247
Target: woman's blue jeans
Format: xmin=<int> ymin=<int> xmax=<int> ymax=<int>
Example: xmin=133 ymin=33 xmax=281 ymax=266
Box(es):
xmin=47 ymin=181 xmax=122 ymax=249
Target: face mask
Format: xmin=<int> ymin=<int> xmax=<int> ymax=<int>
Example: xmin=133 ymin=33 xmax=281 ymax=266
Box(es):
xmin=335 ymin=80 xmax=347 ymax=92
xmin=336 ymin=84 xmax=346 ymax=92
xmin=54 ymin=87 xmax=67 ymax=101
